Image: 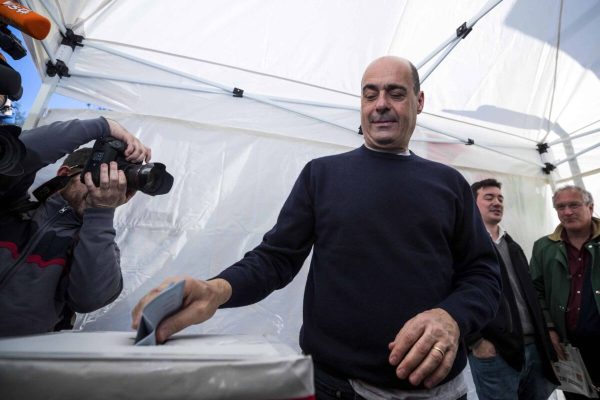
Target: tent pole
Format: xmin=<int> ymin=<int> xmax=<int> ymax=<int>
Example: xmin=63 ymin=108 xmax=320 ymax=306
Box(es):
xmin=549 ymin=127 xmax=600 ymax=146
xmin=555 ymin=167 xmax=600 ymax=184
xmin=569 ymin=119 xmax=600 ymax=137
xmin=33 ymin=0 xmax=67 ymax=32
xmin=67 ymin=70 xmax=359 ymax=111
xmin=422 ymin=112 xmax=539 ymax=145
xmin=66 ymin=71 xmax=521 ymax=150
xmin=551 ymin=127 xmax=584 ymax=187
xmin=538 ymin=0 xmax=568 ymax=190
xmin=21 ymin=41 xmax=76 ymax=129
xmin=84 ymin=41 xmax=357 ymax=99
xmin=22 ymin=78 xmax=59 ymax=130
xmin=415 ymin=0 xmax=503 ymax=71
xmin=22 ymin=0 xmax=77 ymax=129
xmin=553 ymin=142 xmax=600 ymax=168
xmin=84 ymin=42 xmax=235 ymax=95
xmin=66 ymin=50 xmax=539 ymax=154
xmin=419 ymin=40 xmax=461 ymax=84
xmin=22 ymin=0 xmax=59 ymax=65
xmin=418 ymin=121 xmax=544 ymax=168
xmin=69 ymin=0 xmax=116 ymax=32
xmin=83 ymin=42 xmax=360 ymax=133
xmin=547 ymin=126 xmax=600 ymax=187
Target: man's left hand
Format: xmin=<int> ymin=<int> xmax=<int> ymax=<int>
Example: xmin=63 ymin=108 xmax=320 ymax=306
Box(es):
xmin=388 ymin=308 xmax=460 ymax=388
xmin=105 ymin=118 xmax=151 ymax=163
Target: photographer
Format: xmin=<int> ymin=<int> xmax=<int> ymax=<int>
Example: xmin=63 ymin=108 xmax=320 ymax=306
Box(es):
xmin=0 ymin=117 xmax=150 ymax=337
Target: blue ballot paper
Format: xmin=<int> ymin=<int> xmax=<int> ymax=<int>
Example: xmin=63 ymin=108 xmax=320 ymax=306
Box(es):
xmin=134 ymin=280 xmax=185 ymax=346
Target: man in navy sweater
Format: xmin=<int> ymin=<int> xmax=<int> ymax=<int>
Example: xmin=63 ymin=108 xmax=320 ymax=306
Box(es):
xmin=133 ymin=56 xmax=501 ymax=399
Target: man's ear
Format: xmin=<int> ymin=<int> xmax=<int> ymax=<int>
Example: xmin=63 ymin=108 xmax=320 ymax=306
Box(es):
xmin=417 ymin=91 xmax=424 ymax=114
xmin=56 ymin=165 xmax=71 ymax=177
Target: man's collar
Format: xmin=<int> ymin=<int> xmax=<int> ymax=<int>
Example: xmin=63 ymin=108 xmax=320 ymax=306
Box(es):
xmin=548 ymin=216 xmax=600 ymax=242
xmin=488 ymin=225 xmax=506 ymax=244
xmin=364 ymin=144 xmax=410 ymax=156
xmin=498 ymin=225 xmax=507 ymax=241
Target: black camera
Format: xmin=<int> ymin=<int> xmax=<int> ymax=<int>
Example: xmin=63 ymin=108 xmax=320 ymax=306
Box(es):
xmin=81 ymin=137 xmax=173 ymax=196
xmin=0 ymin=124 xmax=25 ymax=176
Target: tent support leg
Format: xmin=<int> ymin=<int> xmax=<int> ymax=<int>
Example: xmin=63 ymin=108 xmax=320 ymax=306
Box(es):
xmin=22 ymin=78 xmax=58 ymax=130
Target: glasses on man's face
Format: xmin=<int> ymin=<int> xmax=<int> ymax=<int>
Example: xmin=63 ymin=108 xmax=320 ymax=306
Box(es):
xmin=554 ymin=202 xmax=584 ymax=212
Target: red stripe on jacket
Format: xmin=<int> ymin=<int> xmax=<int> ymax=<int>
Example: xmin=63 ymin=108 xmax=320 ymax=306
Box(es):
xmin=0 ymin=241 xmax=66 ymax=268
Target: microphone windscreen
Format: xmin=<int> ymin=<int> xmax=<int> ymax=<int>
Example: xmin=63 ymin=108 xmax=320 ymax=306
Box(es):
xmin=0 ymin=1 xmax=51 ymax=40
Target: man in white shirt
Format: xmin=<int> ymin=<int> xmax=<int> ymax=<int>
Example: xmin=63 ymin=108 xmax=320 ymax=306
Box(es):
xmin=468 ymin=178 xmax=558 ymax=400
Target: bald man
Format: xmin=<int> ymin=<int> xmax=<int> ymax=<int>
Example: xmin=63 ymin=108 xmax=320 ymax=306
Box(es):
xmin=133 ymin=56 xmax=501 ymax=399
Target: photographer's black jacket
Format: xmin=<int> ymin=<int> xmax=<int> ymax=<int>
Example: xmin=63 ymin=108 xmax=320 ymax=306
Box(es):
xmin=0 ymin=118 xmax=123 ymax=337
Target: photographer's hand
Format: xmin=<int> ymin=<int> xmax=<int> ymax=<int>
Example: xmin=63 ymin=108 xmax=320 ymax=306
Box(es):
xmin=83 ymin=162 xmax=131 ymax=209
xmin=105 ymin=118 xmax=152 ymax=163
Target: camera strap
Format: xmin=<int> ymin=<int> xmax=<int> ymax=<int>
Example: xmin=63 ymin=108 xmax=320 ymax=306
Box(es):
xmin=32 ymin=168 xmax=82 ymax=203
xmin=0 ymin=197 xmax=39 ymax=219
xmin=32 ymin=175 xmax=72 ymax=203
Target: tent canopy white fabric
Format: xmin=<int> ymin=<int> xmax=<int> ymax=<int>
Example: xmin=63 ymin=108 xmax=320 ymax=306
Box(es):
xmin=24 ymin=0 xmax=600 ymax=182
xmin=21 ymin=0 xmax=600 ymax=347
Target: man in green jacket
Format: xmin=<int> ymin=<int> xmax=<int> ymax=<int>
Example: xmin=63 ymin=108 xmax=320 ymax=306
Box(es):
xmin=530 ymin=185 xmax=600 ymax=399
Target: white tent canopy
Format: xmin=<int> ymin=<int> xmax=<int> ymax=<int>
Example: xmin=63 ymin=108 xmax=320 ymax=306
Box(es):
xmin=21 ymin=0 xmax=600 ymax=349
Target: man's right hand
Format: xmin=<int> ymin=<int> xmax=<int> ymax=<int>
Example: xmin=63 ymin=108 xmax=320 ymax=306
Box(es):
xmin=549 ymin=329 xmax=566 ymax=360
xmin=131 ymin=276 xmax=232 ymax=343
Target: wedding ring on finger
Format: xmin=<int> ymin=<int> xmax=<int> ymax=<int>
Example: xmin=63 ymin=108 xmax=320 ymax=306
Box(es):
xmin=431 ymin=345 xmax=445 ymax=359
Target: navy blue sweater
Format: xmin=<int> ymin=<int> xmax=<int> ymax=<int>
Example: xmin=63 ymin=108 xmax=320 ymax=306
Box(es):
xmin=217 ymin=145 xmax=501 ymax=389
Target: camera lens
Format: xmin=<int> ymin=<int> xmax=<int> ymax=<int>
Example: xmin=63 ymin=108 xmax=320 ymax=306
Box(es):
xmin=0 ymin=127 xmax=26 ymax=176
xmin=124 ymin=162 xmax=173 ymax=196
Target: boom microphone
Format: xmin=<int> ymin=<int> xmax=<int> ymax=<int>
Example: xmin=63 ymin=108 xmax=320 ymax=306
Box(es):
xmin=0 ymin=0 xmax=50 ymax=41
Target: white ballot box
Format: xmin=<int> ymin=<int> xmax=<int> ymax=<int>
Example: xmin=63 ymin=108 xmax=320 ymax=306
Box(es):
xmin=0 ymin=331 xmax=314 ymax=400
